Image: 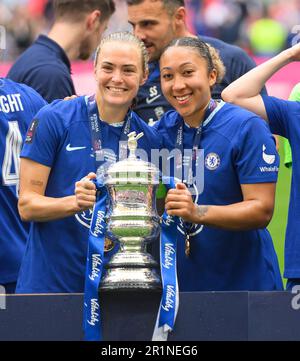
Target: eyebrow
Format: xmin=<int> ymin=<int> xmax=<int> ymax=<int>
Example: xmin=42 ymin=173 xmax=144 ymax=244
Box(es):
xmin=128 ymin=19 xmax=157 ymax=26
xmin=101 ymin=61 xmax=137 ymax=68
xmin=178 ymin=62 xmax=194 ymax=68
xmin=161 ymin=62 xmax=194 ymax=71
xmin=161 ymin=66 xmax=172 ymax=71
xmin=101 ymin=61 xmax=114 ymax=66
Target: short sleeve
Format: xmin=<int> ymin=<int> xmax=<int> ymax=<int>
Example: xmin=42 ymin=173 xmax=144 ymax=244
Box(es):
xmin=234 ymin=116 xmax=279 ymax=184
xmin=262 ymin=95 xmax=292 ymax=138
xmin=21 ymin=104 xmax=65 ymax=168
xmin=283 ymin=83 xmax=300 ymax=167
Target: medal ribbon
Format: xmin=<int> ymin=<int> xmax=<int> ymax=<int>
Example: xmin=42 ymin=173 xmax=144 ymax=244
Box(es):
xmin=175 ymin=100 xmax=225 ymax=247
xmin=87 ymin=95 xmax=132 ymax=173
xmin=175 ymin=99 xmax=222 ymax=185
xmin=83 ymin=179 xmax=107 ymax=341
xmin=152 ymin=177 xmax=183 ymax=341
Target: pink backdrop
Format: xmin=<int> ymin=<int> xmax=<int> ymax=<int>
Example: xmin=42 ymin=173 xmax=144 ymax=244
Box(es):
xmin=0 ymin=58 xmax=299 ymax=100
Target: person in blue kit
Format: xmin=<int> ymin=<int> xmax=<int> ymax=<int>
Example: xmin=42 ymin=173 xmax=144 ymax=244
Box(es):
xmin=16 ymin=32 xmax=162 ymax=294
xmin=222 ymin=41 xmax=300 ymax=291
xmin=0 ymin=77 xmax=47 ymax=294
xmin=126 ymin=0 xmax=264 ymax=124
xmin=7 ymin=0 xmax=115 ymax=103
xmin=154 ymin=37 xmax=283 ymax=291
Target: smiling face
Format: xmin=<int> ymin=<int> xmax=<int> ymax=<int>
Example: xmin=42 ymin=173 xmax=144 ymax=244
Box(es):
xmin=94 ymin=41 xmax=147 ymax=109
xmin=128 ymin=0 xmax=178 ymax=62
xmin=160 ymin=46 xmax=217 ymax=126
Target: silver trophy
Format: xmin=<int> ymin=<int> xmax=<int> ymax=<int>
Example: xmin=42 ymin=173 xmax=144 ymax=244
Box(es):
xmin=100 ymin=131 xmax=162 ymax=291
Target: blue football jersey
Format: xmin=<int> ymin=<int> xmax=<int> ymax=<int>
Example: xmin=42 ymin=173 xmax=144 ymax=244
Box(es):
xmin=154 ymin=102 xmax=283 ymax=291
xmin=16 ymin=96 xmax=162 ymax=293
xmin=263 ymin=96 xmax=300 ymax=279
xmin=134 ymin=62 xmax=167 ymax=124
xmin=0 ymin=78 xmax=46 ymax=284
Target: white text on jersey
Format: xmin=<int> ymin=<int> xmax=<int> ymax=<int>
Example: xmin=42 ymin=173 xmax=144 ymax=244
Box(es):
xmin=0 ymin=93 xmax=24 ymax=113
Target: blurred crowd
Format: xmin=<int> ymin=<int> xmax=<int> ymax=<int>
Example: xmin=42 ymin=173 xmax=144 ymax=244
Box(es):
xmin=1 ymin=0 xmax=300 ymax=60
xmin=187 ymin=0 xmax=300 ymax=56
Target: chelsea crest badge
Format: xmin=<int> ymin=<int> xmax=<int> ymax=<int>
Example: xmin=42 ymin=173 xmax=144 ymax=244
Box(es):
xmin=205 ymin=152 xmax=220 ymax=170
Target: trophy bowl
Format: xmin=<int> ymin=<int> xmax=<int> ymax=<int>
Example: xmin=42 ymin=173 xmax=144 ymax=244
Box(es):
xmin=100 ymin=132 xmax=162 ymax=291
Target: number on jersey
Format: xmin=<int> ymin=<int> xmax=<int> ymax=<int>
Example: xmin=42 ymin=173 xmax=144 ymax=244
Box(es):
xmin=2 ymin=121 xmax=22 ymax=195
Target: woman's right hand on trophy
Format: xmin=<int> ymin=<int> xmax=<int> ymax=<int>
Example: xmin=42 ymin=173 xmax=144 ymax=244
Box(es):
xmin=74 ymin=172 xmax=97 ymax=211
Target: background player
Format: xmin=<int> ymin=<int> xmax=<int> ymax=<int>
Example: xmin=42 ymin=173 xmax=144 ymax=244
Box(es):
xmin=0 ymin=74 xmax=46 ymax=293
xmin=126 ymin=0 xmax=264 ymax=124
xmin=7 ymin=0 xmax=115 ymax=102
xmin=222 ymin=41 xmax=300 ymax=290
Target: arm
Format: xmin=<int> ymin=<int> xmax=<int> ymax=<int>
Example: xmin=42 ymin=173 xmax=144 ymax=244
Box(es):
xmin=18 ymin=158 xmax=96 ymax=222
xmin=221 ymin=42 xmax=300 ymax=121
xmin=165 ymin=182 xmax=275 ymax=230
xmin=283 ymin=83 xmax=300 ymax=167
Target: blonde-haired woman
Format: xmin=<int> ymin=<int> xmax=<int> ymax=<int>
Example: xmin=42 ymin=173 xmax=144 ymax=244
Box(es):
xmin=16 ymin=32 xmax=162 ymax=293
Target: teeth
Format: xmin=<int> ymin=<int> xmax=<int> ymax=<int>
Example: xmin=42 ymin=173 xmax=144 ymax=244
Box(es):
xmin=108 ymin=87 xmax=125 ymax=92
xmin=176 ymin=95 xmax=190 ymax=101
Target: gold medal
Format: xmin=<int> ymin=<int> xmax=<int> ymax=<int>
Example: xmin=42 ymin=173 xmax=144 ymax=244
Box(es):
xmin=104 ymin=237 xmax=115 ymax=252
xmin=185 ymin=234 xmax=191 ymax=257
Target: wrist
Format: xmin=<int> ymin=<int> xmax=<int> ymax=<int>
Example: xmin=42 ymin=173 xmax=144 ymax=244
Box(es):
xmin=280 ymin=47 xmax=295 ymax=65
xmin=65 ymin=195 xmax=82 ymax=215
xmin=193 ymin=204 xmax=210 ymax=223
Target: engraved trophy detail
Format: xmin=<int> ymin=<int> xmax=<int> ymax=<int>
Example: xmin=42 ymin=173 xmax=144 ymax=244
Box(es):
xmin=100 ymin=131 xmax=162 ymax=291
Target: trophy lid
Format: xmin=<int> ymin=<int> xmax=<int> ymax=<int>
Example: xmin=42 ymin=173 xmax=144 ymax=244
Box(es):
xmin=104 ymin=131 xmax=159 ymax=185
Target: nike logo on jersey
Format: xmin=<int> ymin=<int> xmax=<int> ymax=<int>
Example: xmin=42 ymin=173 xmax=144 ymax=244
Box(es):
xmin=66 ymin=144 xmax=87 ymax=152
xmin=146 ymin=94 xmax=161 ymax=104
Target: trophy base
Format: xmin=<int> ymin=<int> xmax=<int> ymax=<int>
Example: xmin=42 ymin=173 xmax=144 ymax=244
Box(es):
xmin=100 ymin=267 xmax=162 ymax=292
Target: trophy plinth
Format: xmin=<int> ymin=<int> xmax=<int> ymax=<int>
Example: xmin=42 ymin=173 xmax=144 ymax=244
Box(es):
xmin=100 ymin=132 xmax=161 ymax=291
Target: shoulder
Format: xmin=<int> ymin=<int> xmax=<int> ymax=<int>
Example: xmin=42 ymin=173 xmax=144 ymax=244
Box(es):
xmin=1 ymin=77 xmax=34 ymax=94
xmin=201 ymin=35 xmax=249 ymax=55
xmin=9 ymin=39 xmax=70 ymax=80
xmin=36 ymin=96 xmax=87 ymax=127
xmin=0 ymin=78 xmax=46 ymax=107
xmin=221 ymin=102 xmax=264 ymax=122
xmin=7 ymin=42 xmax=38 ymax=71
xmin=201 ymin=35 xmax=255 ymax=64
xmin=8 ymin=38 xmax=51 ymax=73
xmin=263 ymin=95 xmax=300 ymax=113
xmin=215 ymin=103 xmax=269 ymax=136
xmin=13 ymin=81 xmax=45 ymax=101
xmin=28 ymin=62 xmax=71 ymax=82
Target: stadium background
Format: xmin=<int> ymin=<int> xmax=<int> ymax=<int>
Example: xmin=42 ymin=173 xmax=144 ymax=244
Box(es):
xmin=1 ymin=0 xmax=298 ymax=284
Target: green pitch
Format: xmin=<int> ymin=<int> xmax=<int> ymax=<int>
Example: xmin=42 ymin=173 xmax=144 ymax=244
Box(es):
xmin=267 ymin=137 xmax=292 ymax=286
